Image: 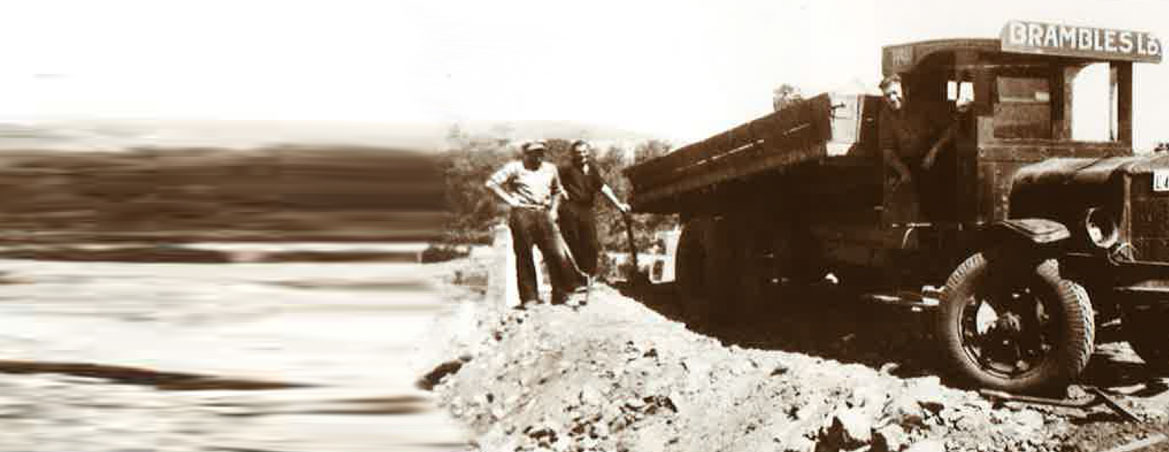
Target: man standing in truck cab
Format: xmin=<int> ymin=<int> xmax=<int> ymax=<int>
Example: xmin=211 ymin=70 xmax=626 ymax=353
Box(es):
xmin=557 ymin=139 xmax=632 ymax=278
xmin=878 ymin=73 xmax=958 ymax=220
xmin=486 ymin=140 xmax=586 ymax=306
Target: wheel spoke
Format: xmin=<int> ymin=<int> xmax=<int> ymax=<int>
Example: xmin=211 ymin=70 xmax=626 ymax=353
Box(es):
xmin=960 ymin=284 xmax=1056 ymax=377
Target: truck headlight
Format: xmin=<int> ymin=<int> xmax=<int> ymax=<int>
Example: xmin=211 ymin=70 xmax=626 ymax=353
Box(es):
xmin=1084 ymin=207 xmax=1119 ymax=249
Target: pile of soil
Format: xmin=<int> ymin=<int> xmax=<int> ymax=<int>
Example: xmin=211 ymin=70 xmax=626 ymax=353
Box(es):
xmin=423 ymin=258 xmax=1169 ymax=452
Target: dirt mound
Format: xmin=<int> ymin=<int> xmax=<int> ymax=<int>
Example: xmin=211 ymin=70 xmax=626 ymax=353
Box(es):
xmin=429 ymin=284 xmax=1102 ymax=452
xmin=422 ymin=255 xmax=1169 ymax=452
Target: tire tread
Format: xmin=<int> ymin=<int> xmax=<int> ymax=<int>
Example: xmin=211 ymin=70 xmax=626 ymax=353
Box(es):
xmin=938 ymin=252 xmax=1094 ymax=392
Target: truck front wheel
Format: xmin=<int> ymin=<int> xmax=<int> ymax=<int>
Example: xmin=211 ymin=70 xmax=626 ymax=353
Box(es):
xmin=937 ymin=252 xmax=1095 ymax=392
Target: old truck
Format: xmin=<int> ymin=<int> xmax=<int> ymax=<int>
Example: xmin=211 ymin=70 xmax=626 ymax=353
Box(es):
xmin=624 ymin=21 xmax=1167 ymax=392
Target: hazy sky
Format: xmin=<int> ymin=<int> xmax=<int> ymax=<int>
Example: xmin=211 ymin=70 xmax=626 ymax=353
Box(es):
xmin=0 ymin=0 xmax=1166 ymax=149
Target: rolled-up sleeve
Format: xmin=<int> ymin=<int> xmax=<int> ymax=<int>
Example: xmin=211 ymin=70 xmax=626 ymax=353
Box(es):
xmin=487 ymin=162 xmax=516 ymax=188
xmin=550 ymin=168 xmax=564 ymax=198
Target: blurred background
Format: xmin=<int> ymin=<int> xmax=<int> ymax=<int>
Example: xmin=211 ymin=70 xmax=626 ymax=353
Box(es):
xmin=0 ymin=1 xmax=1161 ymax=451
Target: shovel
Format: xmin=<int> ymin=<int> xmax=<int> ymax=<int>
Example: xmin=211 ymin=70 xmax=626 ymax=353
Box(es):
xmin=622 ymin=212 xmax=650 ymax=286
xmin=979 ymin=387 xmax=1143 ymax=423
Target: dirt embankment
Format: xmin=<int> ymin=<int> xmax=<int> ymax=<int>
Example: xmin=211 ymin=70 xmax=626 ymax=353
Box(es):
xmin=422 ymin=257 xmax=1169 ymax=452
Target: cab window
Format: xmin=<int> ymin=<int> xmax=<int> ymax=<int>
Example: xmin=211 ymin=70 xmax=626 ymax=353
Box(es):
xmin=994 ymin=76 xmax=1051 ymax=139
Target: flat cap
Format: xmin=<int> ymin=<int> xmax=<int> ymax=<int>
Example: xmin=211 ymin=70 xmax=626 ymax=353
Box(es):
xmin=522 ymin=141 xmax=548 ymax=153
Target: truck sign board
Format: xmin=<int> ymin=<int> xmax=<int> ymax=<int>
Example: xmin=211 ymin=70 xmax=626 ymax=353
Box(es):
xmin=1001 ymin=20 xmax=1162 ymax=63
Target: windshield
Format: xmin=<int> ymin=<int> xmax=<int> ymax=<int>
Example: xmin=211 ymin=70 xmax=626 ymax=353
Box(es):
xmin=990 ymin=61 xmax=1125 ymax=142
xmin=1070 ymin=63 xmax=1117 ymax=142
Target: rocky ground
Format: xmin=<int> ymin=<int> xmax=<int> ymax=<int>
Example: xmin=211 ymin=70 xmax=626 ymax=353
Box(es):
xmin=421 ymin=253 xmax=1169 ymax=452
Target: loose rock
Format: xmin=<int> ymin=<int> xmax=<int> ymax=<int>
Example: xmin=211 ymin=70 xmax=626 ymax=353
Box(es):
xmin=904 ymin=439 xmax=945 ymax=452
xmin=873 ymin=424 xmax=908 ymax=452
xmin=819 ymin=408 xmax=873 ymax=450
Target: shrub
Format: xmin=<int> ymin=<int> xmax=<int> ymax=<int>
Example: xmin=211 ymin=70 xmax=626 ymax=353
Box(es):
xmin=421 ymin=243 xmax=471 ymax=263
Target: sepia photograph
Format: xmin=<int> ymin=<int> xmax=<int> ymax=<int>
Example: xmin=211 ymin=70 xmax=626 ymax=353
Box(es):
xmin=2 ymin=1 xmax=1168 ymax=451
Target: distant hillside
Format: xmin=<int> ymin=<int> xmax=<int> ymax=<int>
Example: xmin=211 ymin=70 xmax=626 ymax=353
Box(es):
xmin=0 ymin=120 xmax=447 ymax=153
xmin=0 ymin=145 xmax=444 ymax=243
xmin=0 ymin=119 xmax=663 ymax=154
xmin=445 ymin=120 xmax=659 ymax=148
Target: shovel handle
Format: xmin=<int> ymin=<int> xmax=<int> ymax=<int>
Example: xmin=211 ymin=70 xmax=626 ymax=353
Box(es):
xmin=1087 ymin=387 xmax=1143 ymax=423
xmin=623 ymin=212 xmax=638 ymax=270
xmin=978 ymin=389 xmax=1090 ymax=408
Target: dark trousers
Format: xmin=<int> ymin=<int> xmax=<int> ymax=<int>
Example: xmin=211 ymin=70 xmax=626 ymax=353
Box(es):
xmin=910 ymin=157 xmax=951 ymax=221
xmin=509 ymin=207 xmax=584 ymax=304
xmin=557 ymin=203 xmax=599 ymax=275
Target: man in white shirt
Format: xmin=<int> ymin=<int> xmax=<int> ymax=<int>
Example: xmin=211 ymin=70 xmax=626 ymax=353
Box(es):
xmin=486 ymin=141 xmax=586 ymax=306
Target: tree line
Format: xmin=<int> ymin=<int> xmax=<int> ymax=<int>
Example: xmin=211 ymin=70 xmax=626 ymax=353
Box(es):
xmin=436 ymin=126 xmax=677 ymax=256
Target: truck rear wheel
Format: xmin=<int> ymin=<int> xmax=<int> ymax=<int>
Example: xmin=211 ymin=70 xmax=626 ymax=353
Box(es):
xmin=734 ymin=221 xmax=768 ymax=317
xmin=937 ymin=252 xmax=1094 ymax=392
xmin=676 ymin=218 xmax=715 ymax=323
xmin=676 ymin=217 xmax=743 ymax=326
xmin=1123 ymin=304 xmax=1169 ymax=373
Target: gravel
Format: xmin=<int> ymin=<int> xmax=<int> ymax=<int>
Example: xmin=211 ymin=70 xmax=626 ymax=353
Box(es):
xmin=424 ymin=256 xmax=1169 ymax=452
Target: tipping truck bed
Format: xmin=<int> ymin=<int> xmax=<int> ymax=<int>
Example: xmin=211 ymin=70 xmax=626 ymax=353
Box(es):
xmin=623 ymin=93 xmax=879 ymax=214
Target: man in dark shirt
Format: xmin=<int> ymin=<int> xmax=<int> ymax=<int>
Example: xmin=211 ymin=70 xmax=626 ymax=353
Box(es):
xmin=878 ymin=74 xmax=957 ymax=220
xmin=557 ymin=140 xmax=631 ymax=277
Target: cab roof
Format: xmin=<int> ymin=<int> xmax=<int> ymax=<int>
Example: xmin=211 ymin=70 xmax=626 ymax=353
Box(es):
xmin=882 ymin=21 xmax=1162 ymax=76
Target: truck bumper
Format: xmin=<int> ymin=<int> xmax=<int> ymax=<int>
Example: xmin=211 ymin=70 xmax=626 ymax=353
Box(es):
xmin=1109 ymin=260 xmax=1169 ymax=306
xmin=1062 ymin=254 xmax=1169 ymax=306
xmin=1115 ymin=286 xmax=1169 ymax=304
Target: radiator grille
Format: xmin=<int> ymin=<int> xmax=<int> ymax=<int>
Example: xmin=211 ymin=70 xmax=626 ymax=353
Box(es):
xmin=1130 ymin=174 xmax=1169 ymax=262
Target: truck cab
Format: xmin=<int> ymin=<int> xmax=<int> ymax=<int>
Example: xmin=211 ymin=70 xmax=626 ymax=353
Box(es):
xmin=869 ymin=23 xmax=1165 ymax=290
xmin=878 ymin=24 xmax=1156 ymax=228
xmin=865 ymin=22 xmax=1169 ymax=391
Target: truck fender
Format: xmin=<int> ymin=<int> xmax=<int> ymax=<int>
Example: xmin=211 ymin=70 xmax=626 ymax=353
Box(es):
xmin=986 ymin=218 xmax=1071 ymax=247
